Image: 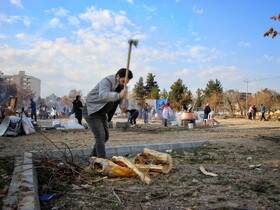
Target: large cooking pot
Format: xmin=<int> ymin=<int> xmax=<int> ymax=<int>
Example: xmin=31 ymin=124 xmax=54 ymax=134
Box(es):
xmin=181 ymin=112 xmax=197 ymax=120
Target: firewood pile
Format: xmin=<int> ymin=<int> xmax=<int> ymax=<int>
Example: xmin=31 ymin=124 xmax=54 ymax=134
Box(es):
xmin=35 ymin=148 xmax=172 ymax=199
xmin=85 ymin=148 xmax=173 ymax=184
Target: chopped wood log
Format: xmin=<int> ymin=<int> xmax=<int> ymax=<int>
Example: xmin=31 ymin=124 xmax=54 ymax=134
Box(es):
xmin=86 ymin=149 xmax=172 ymax=184
xmin=134 ymin=148 xmax=172 ymax=173
xmin=111 ymin=156 xmax=152 ymax=185
xmin=134 ymin=163 xmax=166 ymax=173
xmin=88 ymin=157 xmax=137 ymax=178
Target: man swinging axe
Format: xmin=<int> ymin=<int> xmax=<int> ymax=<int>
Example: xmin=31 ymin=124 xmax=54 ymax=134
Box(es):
xmin=83 ymin=39 xmax=138 ymax=158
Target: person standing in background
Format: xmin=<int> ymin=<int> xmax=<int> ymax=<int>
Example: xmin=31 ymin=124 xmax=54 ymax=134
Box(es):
xmin=204 ymin=103 xmax=211 ymax=125
xmin=51 ymin=107 xmax=57 ymax=119
xmin=72 ymin=95 xmax=83 ymax=125
xmin=248 ymin=105 xmax=254 ymax=120
xmin=142 ymin=103 xmax=150 ymax=124
xmin=259 ymin=104 xmax=266 ymax=121
xmin=162 ymin=102 xmax=172 ymax=126
xmin=29 ymin=98 xmax=37 ymax=123
xmin=183 ymin=104 xmax=188 ymax=112
xmin=252 ymin=105 xmax=257 ymax=120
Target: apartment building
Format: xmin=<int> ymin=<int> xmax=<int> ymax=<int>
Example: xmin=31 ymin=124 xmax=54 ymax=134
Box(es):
xmin=3 ymin=71 xmax=41 ymax=100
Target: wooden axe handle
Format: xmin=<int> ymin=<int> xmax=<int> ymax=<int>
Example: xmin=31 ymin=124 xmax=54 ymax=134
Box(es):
xmin=124 ymin=43 xmax=132 ymax=91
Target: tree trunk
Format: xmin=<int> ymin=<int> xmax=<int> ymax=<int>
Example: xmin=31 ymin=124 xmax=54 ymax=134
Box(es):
xmin=237 ymin=99 xmax=244 ymax=116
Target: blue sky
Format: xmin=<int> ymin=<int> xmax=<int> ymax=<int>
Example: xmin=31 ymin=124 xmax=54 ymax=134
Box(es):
xmin=0 ymin=0 xmax=279 ymax=98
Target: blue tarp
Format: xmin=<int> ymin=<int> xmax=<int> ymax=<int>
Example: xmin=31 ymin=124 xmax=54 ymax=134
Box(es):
xmin=156 ymin=99 xmax=167 ymax=112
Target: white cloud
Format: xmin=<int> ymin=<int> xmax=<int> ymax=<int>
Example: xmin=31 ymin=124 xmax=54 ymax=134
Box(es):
xmin=125 ymin=0 xmax=134 ymax=4
xmin=238 ymin=41 xmax=250 ymax=47
xmin=46 ymin=7 xmax=69 ymax=17
xmin=79 ymin=7 xmax=131 ymax=29
xmin=119 ymin=10 xmax=127 ymax=15
xmin=23 ymin=16 xmax=32 ymax=26
xmin=16 ymin=33 xmax=25 ymax=38
xmin=187 ymin=45 xmax=206 ymax=57
xmin=175 ymin=68 xmax=192 ymax=76
xmin=68 ymin=16 xmax=80 ymax=26
xmin=10 ymin=0 xmax=23 ymax=8
xmin=0 ymin=14 xmax=32 ymax=26
xmin=0 ymin=33 xmax=6 ymax=39
xmin=150 ymin=26 xmax=156 ymax=32
xmin=49 ymin=18 xmax=63 ymax=28
xmin=263 ymin=54 xmax=274 ymax=61
xmin=198 ymin=66 xmax=241 ymax=82
xmin=143 ymin=4 xmax=156 ymax=12
xmin=193 ymin=5 xmax=204 ymax=14
xmin=0 ymin=13 xmax=20 ymax=24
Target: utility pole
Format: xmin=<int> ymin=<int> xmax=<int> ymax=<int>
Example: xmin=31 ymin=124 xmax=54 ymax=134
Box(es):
xmin=244 ymin=80 xmax=249 ymax=118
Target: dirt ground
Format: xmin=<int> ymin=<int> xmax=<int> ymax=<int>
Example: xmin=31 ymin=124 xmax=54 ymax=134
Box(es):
xmin=0 ymin=117 xmax=280 ymax=210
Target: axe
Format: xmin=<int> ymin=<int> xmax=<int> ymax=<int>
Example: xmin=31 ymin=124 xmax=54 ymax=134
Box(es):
xmin=121 ymin=39 xmax=138 ymax=110
xmin=124 ymin=39 xmax=138 ymax=90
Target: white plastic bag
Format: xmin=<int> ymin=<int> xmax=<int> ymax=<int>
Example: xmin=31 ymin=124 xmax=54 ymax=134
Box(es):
xmin=69 ymin=114 xmax=78 ymax=123
xmin=52 ymin=119 xmax=61 ymax=127
xmin=61 ymin=114 xmax=84 ymax=129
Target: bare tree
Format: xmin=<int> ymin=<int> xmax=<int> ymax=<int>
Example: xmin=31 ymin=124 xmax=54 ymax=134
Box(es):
xmin=16 ymin=88 xmax=36 ymax=110
xmin=59 ymin=89 xmax=83 ymax=110
xmin=250 ymin=88 xmax=278 ymax=114
xmin=223 ymin=90 xmax=244 ymax=116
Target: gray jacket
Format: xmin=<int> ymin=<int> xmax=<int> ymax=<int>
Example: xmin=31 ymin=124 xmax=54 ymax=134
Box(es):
xmin=260 ymin=106 xmax=266 ymax=114
xmin=85 ymin=75 xmax=121 ymax=115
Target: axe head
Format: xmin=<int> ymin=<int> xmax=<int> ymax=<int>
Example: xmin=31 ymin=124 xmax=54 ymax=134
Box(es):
xmin=128 ymin=39 xmax=138 ymax=47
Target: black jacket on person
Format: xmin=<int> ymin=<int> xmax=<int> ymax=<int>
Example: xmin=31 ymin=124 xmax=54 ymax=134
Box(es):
xmin=72 ymin=100 xmax=83 ymax=117
xmin=127 ymin=109 xmax=139 ymax=125
xmin=204 ymin=105 xmax=211 ymax=115
xmin=127 ymin=109 xmax=139 ymax=118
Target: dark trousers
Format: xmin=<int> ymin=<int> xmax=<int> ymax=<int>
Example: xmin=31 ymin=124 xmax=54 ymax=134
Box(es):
xmin=31 ymin=111 xmax=37 ymax=122
xmin=129 ymin=111 xmax=139 ymax=125
xmin=84 ymin=113 xmax=109 ymax=158
xmin=164 ymin=118 xmax=168 ymax=126
xmin=76 ymin=116 xmax=82 ymax=125
xmin=260 ymin=113 xmax=266 ymax=121
xmin=129 ymin=117 xmax=136 ymax=125
xmin=248 ymin=112 xmax=252 ymax=120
